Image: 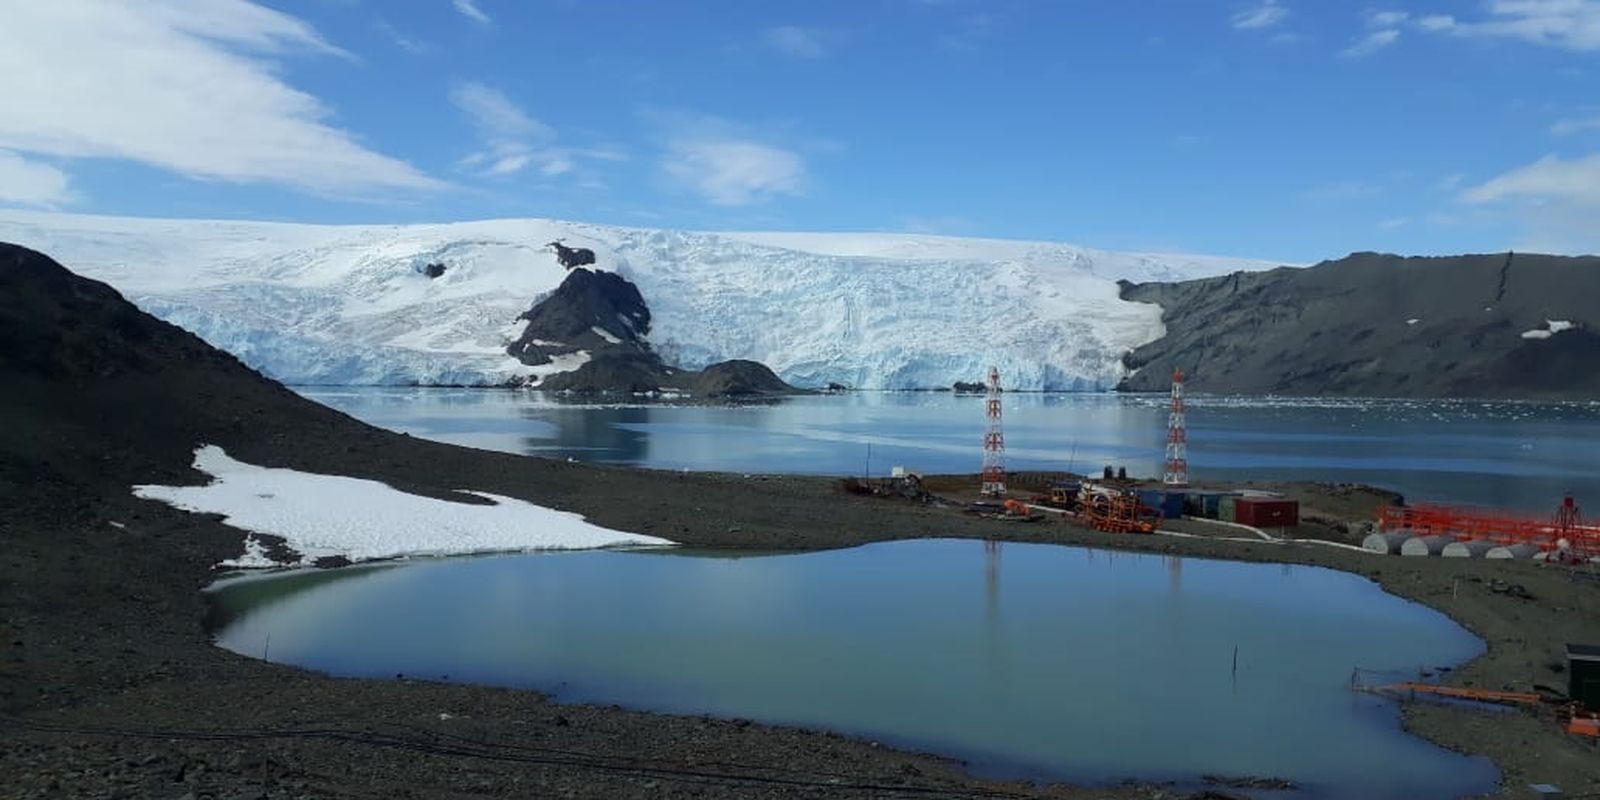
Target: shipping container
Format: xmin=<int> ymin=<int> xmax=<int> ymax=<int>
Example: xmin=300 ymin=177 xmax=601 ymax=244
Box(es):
xmin=1186 ymin=491 xmax=1237 ymax=519
xmin=1219 ymin=495 xmax=1238 ymax=523
xmin=1161 ymin=492 xmax=1185 ymax=519
xmin=1135 ymin=490 xmax=1186 ymax=520
xmin=1235 ymin=498 xmax=1299 ymax=528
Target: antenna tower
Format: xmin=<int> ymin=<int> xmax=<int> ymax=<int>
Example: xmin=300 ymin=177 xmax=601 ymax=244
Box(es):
xmin=981 ymin=366 xmax=1006 ymax=497
xmin=1163 ymin=368 xmax=1189 ymax=486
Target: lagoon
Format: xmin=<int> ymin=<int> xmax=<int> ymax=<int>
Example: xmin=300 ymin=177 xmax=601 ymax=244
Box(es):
xmin=211 ymin=539 xmax=1495 ymax=799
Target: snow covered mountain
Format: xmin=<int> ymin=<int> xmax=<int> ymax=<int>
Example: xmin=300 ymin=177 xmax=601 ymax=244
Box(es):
xmin=0 ymin=210 xmax=1280 ymax=389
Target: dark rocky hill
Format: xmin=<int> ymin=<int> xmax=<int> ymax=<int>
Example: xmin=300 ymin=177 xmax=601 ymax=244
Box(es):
xmin=507 ymin=267 xmax=799 ymax=398
xmin=0 ymin=242 xmax=362 ymax=494
xmin=507 ymin=268 xmax=652 ymax=366
xmin=1117 ymin=251 xmax=1600 ymax=399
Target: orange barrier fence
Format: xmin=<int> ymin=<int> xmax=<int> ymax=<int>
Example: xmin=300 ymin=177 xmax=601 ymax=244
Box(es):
xmin=1377 ymin=498 xmax=1600 ymax=558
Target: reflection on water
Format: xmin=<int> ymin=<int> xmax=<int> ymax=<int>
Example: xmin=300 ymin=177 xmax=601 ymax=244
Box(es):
xmin=299 ymin=388 xmax=1600 ymax=511
xmin=211 ymin=540 xmax=1495 ymax=799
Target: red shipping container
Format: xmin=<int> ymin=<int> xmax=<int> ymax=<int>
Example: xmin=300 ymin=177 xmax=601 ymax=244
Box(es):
xmin=1235 ymin=498 xmax=1299 ymax=527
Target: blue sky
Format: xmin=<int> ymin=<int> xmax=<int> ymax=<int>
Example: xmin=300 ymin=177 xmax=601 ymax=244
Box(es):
xmin=1 ymin=1 xmax=1597 ymax=261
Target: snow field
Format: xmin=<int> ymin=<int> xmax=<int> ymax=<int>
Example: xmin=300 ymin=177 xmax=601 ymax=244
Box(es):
xmin=134 ymin=446 xmax=672 ymax=567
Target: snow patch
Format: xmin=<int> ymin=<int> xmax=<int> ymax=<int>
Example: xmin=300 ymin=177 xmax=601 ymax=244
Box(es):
xmin=220 ymin=535 xmax=279 ymax=569
xmin=133 ymin=446 xmax=672 ymax=564
xmin=1521 ymin=320 xmax=1576 ymax=340
xmin=521 ymin=350 xmax=591 ymax=386
xmin=591 ymin=326 xmax=622 ymax=344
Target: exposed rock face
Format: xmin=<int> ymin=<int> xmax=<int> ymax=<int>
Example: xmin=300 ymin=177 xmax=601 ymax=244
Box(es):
xmin=508 ymin=269 xmax=651 ymax=367
xmin=508 ymin=268 xmax=799 ymax=398
xmin=678 ymin=360 xmax=793 ymax=398
xmin=1117 ymin=251 xmax=1600 ymax=399
xmin=540 ymin=353 xmax=675 ymax=395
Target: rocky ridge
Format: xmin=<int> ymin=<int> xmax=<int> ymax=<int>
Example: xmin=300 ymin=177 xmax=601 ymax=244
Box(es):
xmin=1117 ymin=251 xmax=1600 ymax=399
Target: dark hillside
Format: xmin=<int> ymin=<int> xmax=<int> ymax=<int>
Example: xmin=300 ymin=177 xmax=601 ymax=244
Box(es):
xmin=1117 ymin=251 xmax=1600 ymax=399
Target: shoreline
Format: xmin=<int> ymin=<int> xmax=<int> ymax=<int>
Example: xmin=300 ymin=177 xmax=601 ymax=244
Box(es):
xmin=7 ymin=430 xmax=1600 ymax=798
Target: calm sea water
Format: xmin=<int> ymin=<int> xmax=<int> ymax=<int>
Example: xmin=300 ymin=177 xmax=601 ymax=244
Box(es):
xmin=210 ymin=540 xmax=1494 ymax=799
xmin=300 ymin=388 xmax=1600 ymax=512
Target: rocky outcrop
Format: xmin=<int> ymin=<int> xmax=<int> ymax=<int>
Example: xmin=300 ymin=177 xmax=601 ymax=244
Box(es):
xmin=1117 ymin=251 xmax=1600 ymax=399
xmin=508 ymin=269 xmax=651 ymax=367
xmin=539 ymin=353 xmax=676 ymax=395
xmin=508 ymin=268 xmax=800 ymax=398
xmin=677 ymin=360 xmax=793 ymax=398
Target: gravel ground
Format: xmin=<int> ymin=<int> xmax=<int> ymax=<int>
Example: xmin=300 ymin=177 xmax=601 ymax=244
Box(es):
xmin=7 ymin=444 xmax=1600 ymax=799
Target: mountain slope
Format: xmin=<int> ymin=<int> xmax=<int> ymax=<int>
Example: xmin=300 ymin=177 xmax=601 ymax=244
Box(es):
xmin=1117 ymin=251 xmax=1600 ymax=399
xmin=0 ymin=210 xmax=1275 ymax=389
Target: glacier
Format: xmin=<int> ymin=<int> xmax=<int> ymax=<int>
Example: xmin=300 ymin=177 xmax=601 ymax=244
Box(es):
xmin=0 ymin=210 xmax=1281 ymax=390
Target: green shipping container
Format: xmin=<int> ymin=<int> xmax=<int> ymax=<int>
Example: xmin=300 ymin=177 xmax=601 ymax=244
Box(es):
xmin=1220 ymin=495 xmax=1238 ymax=523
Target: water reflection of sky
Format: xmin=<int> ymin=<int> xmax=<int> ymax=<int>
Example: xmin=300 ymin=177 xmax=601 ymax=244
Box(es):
xmin=298 ymin=388 xmax=1600 ymax=511
xmin=213 ymin=540 xmax=1496 ymax=800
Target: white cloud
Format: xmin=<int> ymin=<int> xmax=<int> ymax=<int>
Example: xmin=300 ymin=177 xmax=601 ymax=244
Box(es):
xmin=1341 ymin=28 xmax=1401 ymax=57
xmin=1462 ymin=154 xmax=1600 ymax=252
xmin=0 ymin=0 xmax=441 ymax=198
xmin=1233 ymin=0 xmax=1289 ymax=29
xmin=663 ymin=140 xmax=806 ymax=206
xmin=378 ymin=21 xmax=430 ymax=55
xmin=1462 ymin=154 xmax=1600 ymax=205
xmin=1415 ymin=1 xmax=1600 ymax=51
xmin=0 ymin=150 xmax=72 ymax=207
xmin=451 ymin=83 xmax=554 ymax=144
xmin=646 ymin=110 xmax=811 ymax=206
xmin=1377 ymin=216 xmax=1411 ymax=230
xmin=1551 ymin=117 xmax=1600 ymax=135
xmin=764 ymin=26 xmax=827 ymax=58
xmin=451 ymin=82 xmax=554 ymax=177
xmin=1367 ymin=10 xmax=1410 ymax=27
xmin=1417 ymin=14 xmax=1457 ymax=31
xmin=453 ymin=0 xmax=491 ymax=25
xmin=449 ymin=82 xmax=622 ymax=180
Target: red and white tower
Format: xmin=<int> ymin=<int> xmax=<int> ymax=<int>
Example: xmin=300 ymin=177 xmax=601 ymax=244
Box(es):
xmin=981 ymin=366 xmax=1006 ymax=497
xmin=1163 ymin=368 xmax=1189 ymax=487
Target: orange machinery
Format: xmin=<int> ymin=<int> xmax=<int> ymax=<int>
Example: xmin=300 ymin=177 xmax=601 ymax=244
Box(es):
xmin=1081 ymin=491 xmax=1159 ymax=534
